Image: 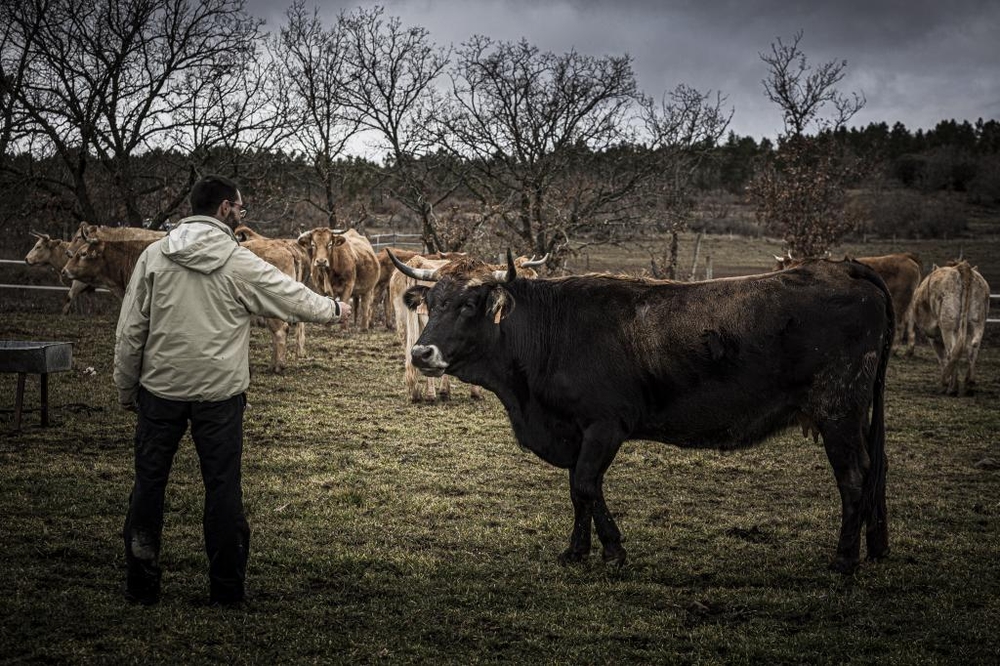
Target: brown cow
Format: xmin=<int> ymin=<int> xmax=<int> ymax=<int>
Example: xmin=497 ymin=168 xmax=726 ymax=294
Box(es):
xmin=62 ymin=237 xmax=157 ymax=299
xmin=910 ymin=260 xmax=990 ymax=396
xmin=776 ymin=251 xmax=922 ymax=353
xmin=24 ymin=231 xmax=97 ymax=314
xmin=298 ymin=228 xmax=379 ymax=331
xmin=388 ymin=253 xmax=547 ymax=402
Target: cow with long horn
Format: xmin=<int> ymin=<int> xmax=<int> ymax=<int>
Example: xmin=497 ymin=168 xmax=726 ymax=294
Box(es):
xmin=387 ymin=250 xmax=547 ymax=402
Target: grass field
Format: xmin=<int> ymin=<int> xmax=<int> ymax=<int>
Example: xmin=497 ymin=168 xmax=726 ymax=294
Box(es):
xmin=1 ymin=287 xmax=998 ymax=663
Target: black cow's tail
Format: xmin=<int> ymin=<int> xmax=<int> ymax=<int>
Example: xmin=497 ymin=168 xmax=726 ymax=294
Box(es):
xmin=857 ymin=262 xmax=894 ymax=555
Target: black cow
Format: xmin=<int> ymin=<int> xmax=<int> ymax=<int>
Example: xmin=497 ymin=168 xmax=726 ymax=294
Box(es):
xmin=391 ymin=251 xmax=895 ymax=574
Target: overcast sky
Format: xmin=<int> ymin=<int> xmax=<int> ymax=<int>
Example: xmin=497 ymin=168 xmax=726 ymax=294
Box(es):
xmin=247 ymin=0 xmax=1000 ymax=141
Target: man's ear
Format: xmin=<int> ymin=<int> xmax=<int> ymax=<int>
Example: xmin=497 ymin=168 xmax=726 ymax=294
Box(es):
xmin=488 ymin=286 xmax=514 ymax=324
xmin=403 ymin=285 xmax=429 ymax=311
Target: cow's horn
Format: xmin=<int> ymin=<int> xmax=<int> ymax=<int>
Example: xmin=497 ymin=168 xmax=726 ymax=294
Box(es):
xmin=520 ymin=253 xmax=549 ymax=269
xmin=773 ymin=254 xmax=785 ymax=263
xmin=388 ymin=249 xmax=438 ymax=281
xmin=492 ymin=249 xmax=517 ymax=282
xmin=29 ymin=229 xmax=47 ymax=239
xmin=297 ymin=230 xmax=312 ymax=242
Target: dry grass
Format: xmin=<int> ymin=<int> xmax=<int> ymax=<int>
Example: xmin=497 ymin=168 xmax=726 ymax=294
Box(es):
xmin=1 ymin=293 xmax=998 ymax=664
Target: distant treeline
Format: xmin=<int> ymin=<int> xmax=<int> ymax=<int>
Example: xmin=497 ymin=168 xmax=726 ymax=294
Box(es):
xmin=704 ymin=118 xmax=1000 ymax=199
xmin=5 ymin=117 xmax=998 ymax=239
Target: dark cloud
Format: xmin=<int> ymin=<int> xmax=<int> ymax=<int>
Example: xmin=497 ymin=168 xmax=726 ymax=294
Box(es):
xmin=249 ymin=0 xmax=1000 ymax=139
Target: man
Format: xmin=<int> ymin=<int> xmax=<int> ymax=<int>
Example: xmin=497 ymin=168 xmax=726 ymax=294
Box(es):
xmin=113 ymin=175 xmax=351 ymax=607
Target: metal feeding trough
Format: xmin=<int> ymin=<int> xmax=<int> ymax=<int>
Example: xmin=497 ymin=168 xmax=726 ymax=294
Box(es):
xmin=0 ymin=341 xmax=73 ymax=430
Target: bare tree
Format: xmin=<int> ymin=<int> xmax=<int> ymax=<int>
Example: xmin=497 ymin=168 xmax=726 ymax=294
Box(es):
xmin=641 ymin=84 xmax=732 ymax=278
xmin=0 ymin=0 xmax=51 ymax=231
xmin=760 ymin=30 xmax=865 ymax=137
xmin=7 ymin=0 xmax=265 ymax=227
xmin=750 ymin=32 xmax=867 ymax=256
xmin=268 ymin=0 xmax=359 ymax=226
xmin=337 ymin=6 xmax=453 ymax=246
xmin=439 ymin=37 xmax=643 ymax=267
xmin=441 ymin=37 xmax=729 ymax=271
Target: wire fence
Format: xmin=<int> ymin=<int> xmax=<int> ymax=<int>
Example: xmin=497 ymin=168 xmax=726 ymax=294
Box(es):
xmin=3 ymin=257 xmax=1000 ymax=321
xmin=368 ymin=232 xmax=424 ymax=252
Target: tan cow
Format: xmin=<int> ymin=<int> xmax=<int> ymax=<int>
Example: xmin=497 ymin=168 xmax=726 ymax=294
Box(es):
xmin=298 ymin=228 xmax=379 ymax=331
xmin=374 ymin=248 xmax=420 ymax=330
xmin=240 ymin=239 xmax=309 ymax=373
xmin=374 ymin=248 xmax=467 ymax=330
xmin=234 ymin=224 xmax=310 ymax=285
xmin=388 ymin=252 xmax=547 ymax=402
xmin=24 ymin=231 xmax=96 ymax=314
xmin=910 ymin=260 xmax=990 ymax=396
xmin=775 ymin=251 xmax=923 ymax=353
xmin=66 ymin=221 xmax=164 ymax=256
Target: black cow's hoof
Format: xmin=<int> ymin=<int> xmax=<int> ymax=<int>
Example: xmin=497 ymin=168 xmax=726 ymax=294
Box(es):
xmin=602 ymin=544 xmax=627 ymax=567
xmin=558 ymin=548 xmax=589 ymax=566
xmin=828 ymin=557 xmax=859 ymax=575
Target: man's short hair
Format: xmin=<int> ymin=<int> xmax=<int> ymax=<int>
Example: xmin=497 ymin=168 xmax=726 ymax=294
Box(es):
xmin=190 ymin=175 xmax=239 ymax=215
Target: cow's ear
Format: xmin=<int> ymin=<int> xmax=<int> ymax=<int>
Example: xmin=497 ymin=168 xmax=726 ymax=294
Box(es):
xmin=403 ymin=285 xmax=429 ymax=311
xmin=488 ymin=286 xmax=515 ymax=324
xmin=333 ymin=236 xmax=347 ymax=247
xmin=297 ymin=232 xmax=311 ymax=247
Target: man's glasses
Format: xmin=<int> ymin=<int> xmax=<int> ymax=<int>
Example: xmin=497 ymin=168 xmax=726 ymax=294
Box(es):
xmin=226 ymin=200 xmax=247 ymax=219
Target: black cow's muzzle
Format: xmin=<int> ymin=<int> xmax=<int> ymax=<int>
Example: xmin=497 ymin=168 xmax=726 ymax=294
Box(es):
xmin=411 ymin=345 xmax=447 ymax=376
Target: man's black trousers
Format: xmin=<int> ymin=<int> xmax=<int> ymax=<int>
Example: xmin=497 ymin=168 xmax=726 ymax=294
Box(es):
xmin=123 ymin=387 xmax=249 ymax=604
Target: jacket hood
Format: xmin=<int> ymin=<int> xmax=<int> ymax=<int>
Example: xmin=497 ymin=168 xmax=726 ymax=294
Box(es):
xmin=162 ymin=216 xmax=239 ymax=274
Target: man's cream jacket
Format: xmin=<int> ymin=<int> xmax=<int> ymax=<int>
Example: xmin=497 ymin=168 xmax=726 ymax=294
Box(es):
xmin=114 ymin=216 xmax=338 ymax=404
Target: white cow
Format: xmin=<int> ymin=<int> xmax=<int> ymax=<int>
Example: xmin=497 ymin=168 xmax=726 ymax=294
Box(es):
xmin=911 ymin=260 xmax=990 ymax=396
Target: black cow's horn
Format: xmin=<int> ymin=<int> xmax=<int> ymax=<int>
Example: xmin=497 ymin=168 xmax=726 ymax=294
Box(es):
xmin=388 ymin=249 xmax=438 ymax=281
xmin=492 ymin=249 xmax=518 ymax=282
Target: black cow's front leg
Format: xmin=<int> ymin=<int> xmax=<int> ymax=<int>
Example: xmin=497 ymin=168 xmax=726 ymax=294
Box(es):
xmin=567 ymin=423 xmax=626 ymax=566
xmin=559 ymin=468 xmax=592 ymax=564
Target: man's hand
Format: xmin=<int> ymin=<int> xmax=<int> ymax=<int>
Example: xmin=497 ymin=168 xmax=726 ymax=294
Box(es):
xmin=121 ymin=401 xmax=138 ymax=413
xmin=334 ymin=298 xmax=352 ymax=322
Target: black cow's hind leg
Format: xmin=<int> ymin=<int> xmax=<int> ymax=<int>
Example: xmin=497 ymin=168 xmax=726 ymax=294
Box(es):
xmin=821 ymin=418 xmax=866 ymax=574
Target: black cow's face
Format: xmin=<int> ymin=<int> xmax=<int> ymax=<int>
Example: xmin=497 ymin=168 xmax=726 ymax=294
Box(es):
xmin=404 ymin=278 xmax=512 ymax=378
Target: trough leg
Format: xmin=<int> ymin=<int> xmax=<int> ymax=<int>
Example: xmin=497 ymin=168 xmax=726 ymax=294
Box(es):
xmin=14 ymin=372 xmax=26 ymax=431
xmin=40 ymin=373 xmax=49 ymax=427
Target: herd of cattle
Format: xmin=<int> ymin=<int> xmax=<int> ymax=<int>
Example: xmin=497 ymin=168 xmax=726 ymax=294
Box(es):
xmin=18 ymin=221 xmax=993 ymax=573
xmin=24 ymin=222 xmax=991 ymax=399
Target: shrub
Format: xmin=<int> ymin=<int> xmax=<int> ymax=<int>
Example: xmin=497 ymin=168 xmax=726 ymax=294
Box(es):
xmin=865 ymin=190 xmax=968 ymax=239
